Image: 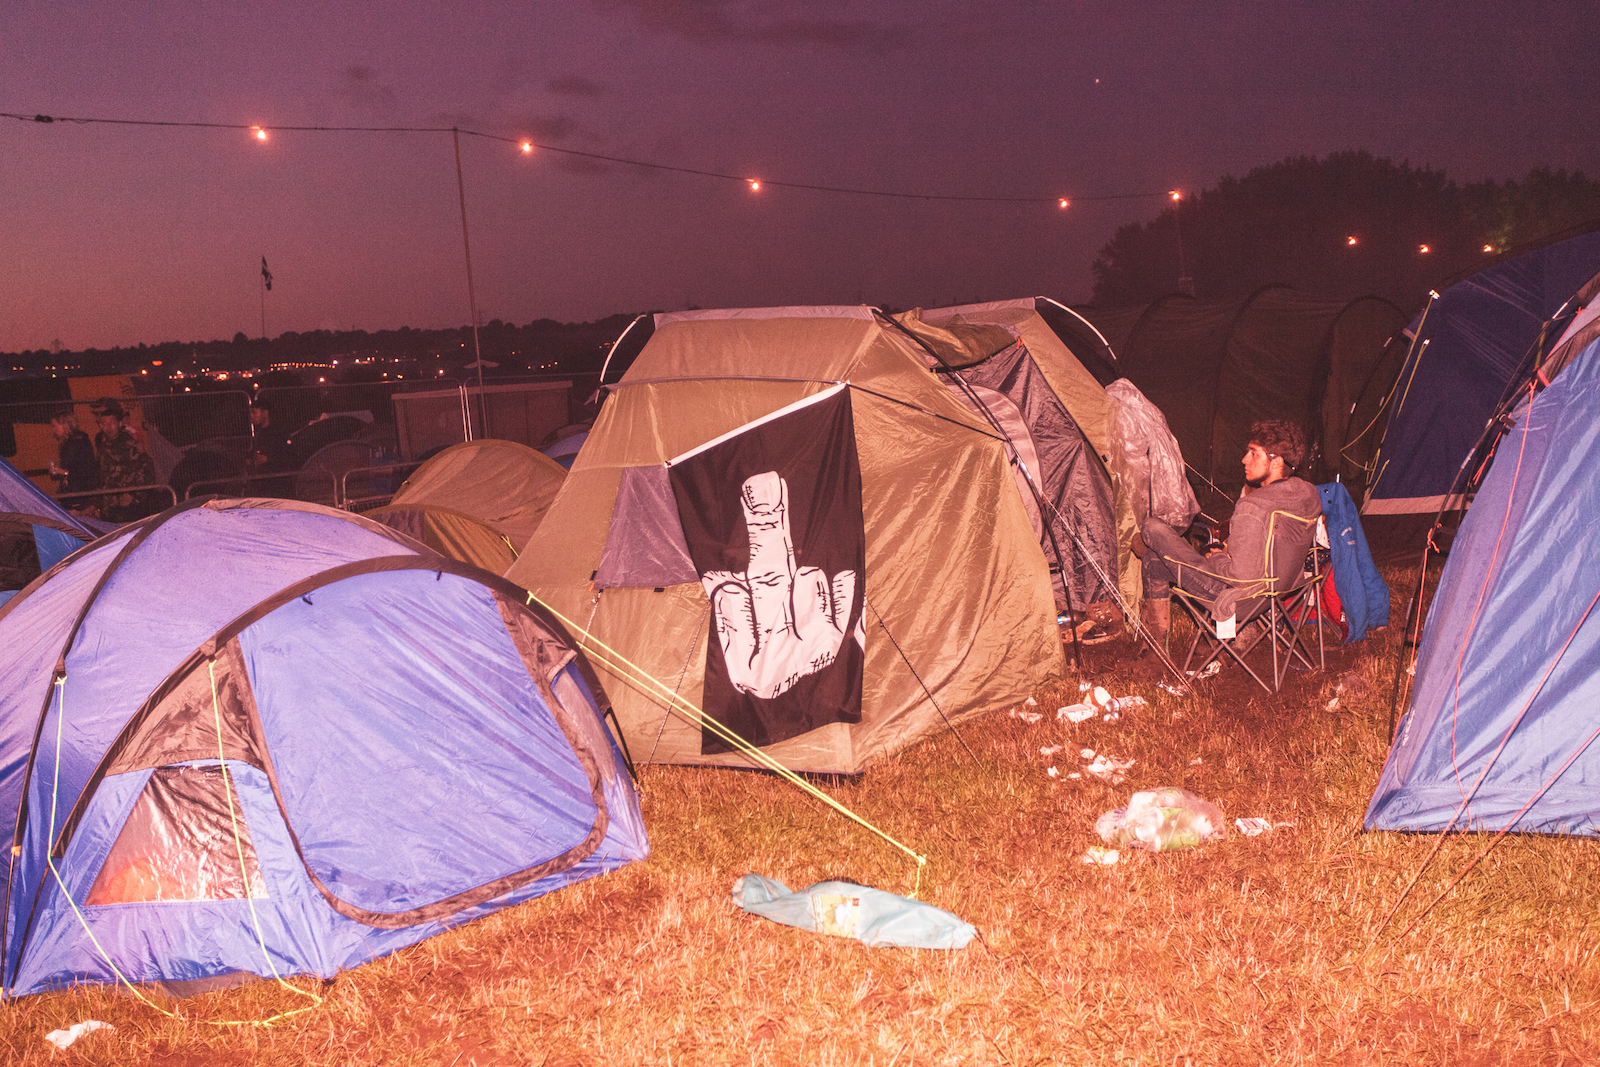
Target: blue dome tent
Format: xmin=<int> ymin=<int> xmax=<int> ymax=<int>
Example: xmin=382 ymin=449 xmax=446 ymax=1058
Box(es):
xmin=1367 ymin=327 xmax=1600 ymax=834
xmin=0 ymin=456 xmax=99 ymax=605
xmin=1365 ymin=226 xmax=1600 ymax=520
xmin=0 ymin=498 xmax=646 ymax=997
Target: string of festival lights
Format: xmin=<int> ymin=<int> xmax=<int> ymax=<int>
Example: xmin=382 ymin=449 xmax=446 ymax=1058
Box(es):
xmin=2 ymin=110 xmax=1185 ymax=208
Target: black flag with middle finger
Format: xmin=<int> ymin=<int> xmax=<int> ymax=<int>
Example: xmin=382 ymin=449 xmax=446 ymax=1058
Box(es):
xmin=667 ymin=385 xmax=865 ymax=754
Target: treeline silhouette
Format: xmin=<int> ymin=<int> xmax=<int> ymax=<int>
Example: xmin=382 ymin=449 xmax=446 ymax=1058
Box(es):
xmin=1091 ymin=152 xmax=1600 ymax=310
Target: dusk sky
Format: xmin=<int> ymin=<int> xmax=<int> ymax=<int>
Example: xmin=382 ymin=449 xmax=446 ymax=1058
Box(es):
xmin=3 ymin=2 xmax=1596 ymax=354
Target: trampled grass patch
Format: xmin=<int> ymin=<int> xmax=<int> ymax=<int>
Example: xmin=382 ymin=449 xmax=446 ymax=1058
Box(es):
xmin=5 ymin=569 xmax=1598 ymax=1065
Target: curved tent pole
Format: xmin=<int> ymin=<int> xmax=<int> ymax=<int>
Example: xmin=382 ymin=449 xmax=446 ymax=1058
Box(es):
xmin=875 ymin=310 xmax=1086 ymax=672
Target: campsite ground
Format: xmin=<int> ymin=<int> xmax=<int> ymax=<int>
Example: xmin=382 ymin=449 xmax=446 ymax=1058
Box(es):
xmin=6 ymin=567 xmax=1599 ymax=1066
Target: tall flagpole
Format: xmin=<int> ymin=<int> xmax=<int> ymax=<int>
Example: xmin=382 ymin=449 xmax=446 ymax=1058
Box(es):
xmin=453 ymin=128 xmax=487 ymax=439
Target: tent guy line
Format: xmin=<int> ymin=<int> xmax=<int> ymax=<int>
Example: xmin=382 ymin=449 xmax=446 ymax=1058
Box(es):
xmin=523 ymin=590 xmax=931 ymax=896
xmin=2 ymin=110 xmax=1180 ymax=208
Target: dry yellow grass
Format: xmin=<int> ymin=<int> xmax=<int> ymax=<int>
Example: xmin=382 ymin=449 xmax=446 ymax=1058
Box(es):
xmin=4 ymin=571 xmax=1598 ymax=1065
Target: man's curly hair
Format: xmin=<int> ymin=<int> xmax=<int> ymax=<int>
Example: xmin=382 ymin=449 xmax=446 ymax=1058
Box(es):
xmin=1248 ymin=418 xmax=1307 ymax=471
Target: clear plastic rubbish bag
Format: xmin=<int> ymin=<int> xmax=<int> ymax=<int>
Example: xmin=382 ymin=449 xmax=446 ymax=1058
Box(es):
xmin=1095 ymin=787 xmax=1227 ymax=852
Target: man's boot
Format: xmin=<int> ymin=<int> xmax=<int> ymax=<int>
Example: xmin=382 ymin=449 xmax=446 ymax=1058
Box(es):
xmin=1139 ymin=598 xmax=1170 ymax=655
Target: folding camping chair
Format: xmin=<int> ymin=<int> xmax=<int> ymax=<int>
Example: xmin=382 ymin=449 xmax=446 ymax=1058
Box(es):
xmin=1171 ymin=514 xmax=1330 ymax=694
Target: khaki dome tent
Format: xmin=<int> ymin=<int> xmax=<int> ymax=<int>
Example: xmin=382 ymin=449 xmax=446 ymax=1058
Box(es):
xmin=507 ymin=306 xmax=1060 ymax=774
xmin=368 ymin=439 xmax=566 ymax=571
xmin=896 ymin=297 xmax=1144 ymax=614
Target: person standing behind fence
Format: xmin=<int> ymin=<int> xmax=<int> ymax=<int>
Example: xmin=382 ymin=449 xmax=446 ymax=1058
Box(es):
xmin=91 ymin=398 xmax=160 ymax=522
xmin=48 ymin=411 xmax=99 ymax=506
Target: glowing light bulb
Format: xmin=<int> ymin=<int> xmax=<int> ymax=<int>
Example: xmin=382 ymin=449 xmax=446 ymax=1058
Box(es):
xmin=1419 ymin=244 xmax=1431 ymax=254
xmin=1482 ymin=243 xmax=1494 ymax=253
xmin=521 ymin=141 xmax=533 ymax=154
xmin=1347 ymin=236 xmax=1359 ymax=246
xmin=1169 ymin=190 xmax=1181 ymax=201
xmin=251 ymin=126 xmax=268 ymax=142
xmin=748 ymin=179 xmax=761 ymax=192
xmin=1058 ymin=198 xmax=1071 ymax=209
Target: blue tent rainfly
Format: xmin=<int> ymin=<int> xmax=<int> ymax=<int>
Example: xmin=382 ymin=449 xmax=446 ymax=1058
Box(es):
xmin=0 ymin=498 xmax=646 ymax=997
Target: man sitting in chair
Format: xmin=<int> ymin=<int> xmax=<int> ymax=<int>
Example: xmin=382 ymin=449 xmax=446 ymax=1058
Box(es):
xmin=1136 ymin=418 xmax=1321 ymax=650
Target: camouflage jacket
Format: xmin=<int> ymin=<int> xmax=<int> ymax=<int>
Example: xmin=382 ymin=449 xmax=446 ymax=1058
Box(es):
xmin=96 ymin=428 xmax=157 ymax=491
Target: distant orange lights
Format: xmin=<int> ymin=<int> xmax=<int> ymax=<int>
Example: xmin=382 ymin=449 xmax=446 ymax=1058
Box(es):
xmin=747 ymin=179 xmax=761 ymax=192
xmin=1419 ymin=244 xmax=1431 ymax=254
xmin=520 ymin=141 xmax=533 ymax=154
xmin=1169 ymin=190 xmax=1182 ymax=201
xmin=1347 ymin=236 xmax=1359 ymax=246
xmin=250 ymin=126 xmax=268 ymax=142
xmin=1058 ymin=198 xmax=1071 ymax=209
xmin=1483 ymin=243 xmax=1495 ymax=253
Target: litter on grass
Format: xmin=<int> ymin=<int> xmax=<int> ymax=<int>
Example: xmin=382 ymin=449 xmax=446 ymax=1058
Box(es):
xmin=1085 ymin=754 xmax=1136 ymax=782
xmin=1057 ymin=703 xmax=1097 ymax=723
xmin=1081 ymin=846 xmax=1120 ymax=865
xmin=45 ymin=1021 xmax=113 ymax=1050
xmin=1187 ymin=661 xmax=1222 ymax=680
xmin=732 ymin=875 xmax=975 ymax=950
xmin=1158 ymin=682 xmax=1189 ymax=696
xmin=1096 ymin=788 xmax=1227 ymax=852
xmin=1234 ymin=818 xmax=1297 ymax=836
xmin=1010 ymin=708 xmax=1043 ymax=724
xmin=1040 ymin=745 xmax=1064 ymax=757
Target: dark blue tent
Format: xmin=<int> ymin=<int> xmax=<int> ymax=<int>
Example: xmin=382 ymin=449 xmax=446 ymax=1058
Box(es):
xmin=0 ymin=498 xmax=646 ymax=997
xmin=0 ymin=456 xmax=98 ymax=604
xmin=1365 ymin=228 xmax=1600 ymax=517
xmin=1367 ymin=330 xmax=1600 ymax=834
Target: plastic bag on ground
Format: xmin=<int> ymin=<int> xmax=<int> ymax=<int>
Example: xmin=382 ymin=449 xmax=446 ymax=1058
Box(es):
xmin=1095 ymin=787 xmax=1227 ymax=852
xmin=732 ymin=874 xmax=975 ymax=949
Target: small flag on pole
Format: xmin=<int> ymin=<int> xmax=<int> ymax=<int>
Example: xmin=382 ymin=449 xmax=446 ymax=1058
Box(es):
xmin=261 ymin=257 xmax=273 ymax=291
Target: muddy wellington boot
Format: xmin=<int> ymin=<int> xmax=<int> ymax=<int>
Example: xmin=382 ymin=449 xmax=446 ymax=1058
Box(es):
xmin=1138 ymin=598 xmax=1170 ymax=656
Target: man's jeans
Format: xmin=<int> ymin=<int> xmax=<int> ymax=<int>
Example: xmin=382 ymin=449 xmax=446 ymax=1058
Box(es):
xmin=1141 ymin=519 xmax=1229 ymax=603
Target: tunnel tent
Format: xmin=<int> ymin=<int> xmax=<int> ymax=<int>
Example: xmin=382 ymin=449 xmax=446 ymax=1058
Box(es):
xmin=367 ymin=438 xmax=567 ymax=571
xmin=1080 ymin=286 xmax=1408 ymax=509
xmin=0 ymin=497 xmax=645 ymax=998
xmin=0 ymin=455 xmax=98 ymax=602
xmin=1366 ymin=328 xmax=1600 ymax=834
xmin=510 ymin=305 xmax=1060 ymax=774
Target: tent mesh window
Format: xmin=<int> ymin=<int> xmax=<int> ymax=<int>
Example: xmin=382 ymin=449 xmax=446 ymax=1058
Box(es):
xmin=86 ymin=764 xmax=267 ymax=905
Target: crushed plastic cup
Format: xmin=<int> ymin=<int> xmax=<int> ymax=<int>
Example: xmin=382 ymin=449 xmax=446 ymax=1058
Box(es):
xmin=45 ymin=1021 xmax=113 ymax=1050
xmin=1090 ymin=688 xmax=1148 ymax=717
xmin=1096 ymin=787 xmax=1227 ymax=852
xmin=1083 ymin=754 xmax=1135 ymax=783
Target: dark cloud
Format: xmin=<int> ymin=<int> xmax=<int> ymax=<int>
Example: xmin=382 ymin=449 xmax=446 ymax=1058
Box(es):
xmin=547 ymin=74 xmax=606 ymax=97
xmin=338 ymin=65 xmax=397 ymax=111
xmin=596 ymin=0 xmax=907 ymax=51
xmin=518 ymin=114 xmax=579 ymax=142
xmin=551 ymin=154 xmax=611 ymax=175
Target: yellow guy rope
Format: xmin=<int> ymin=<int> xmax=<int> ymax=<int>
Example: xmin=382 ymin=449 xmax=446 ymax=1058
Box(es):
xmin=528 ymin=592 xmax=929 ymax=897
xmin=39 ymin=672 xmax=321 ymax=1026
